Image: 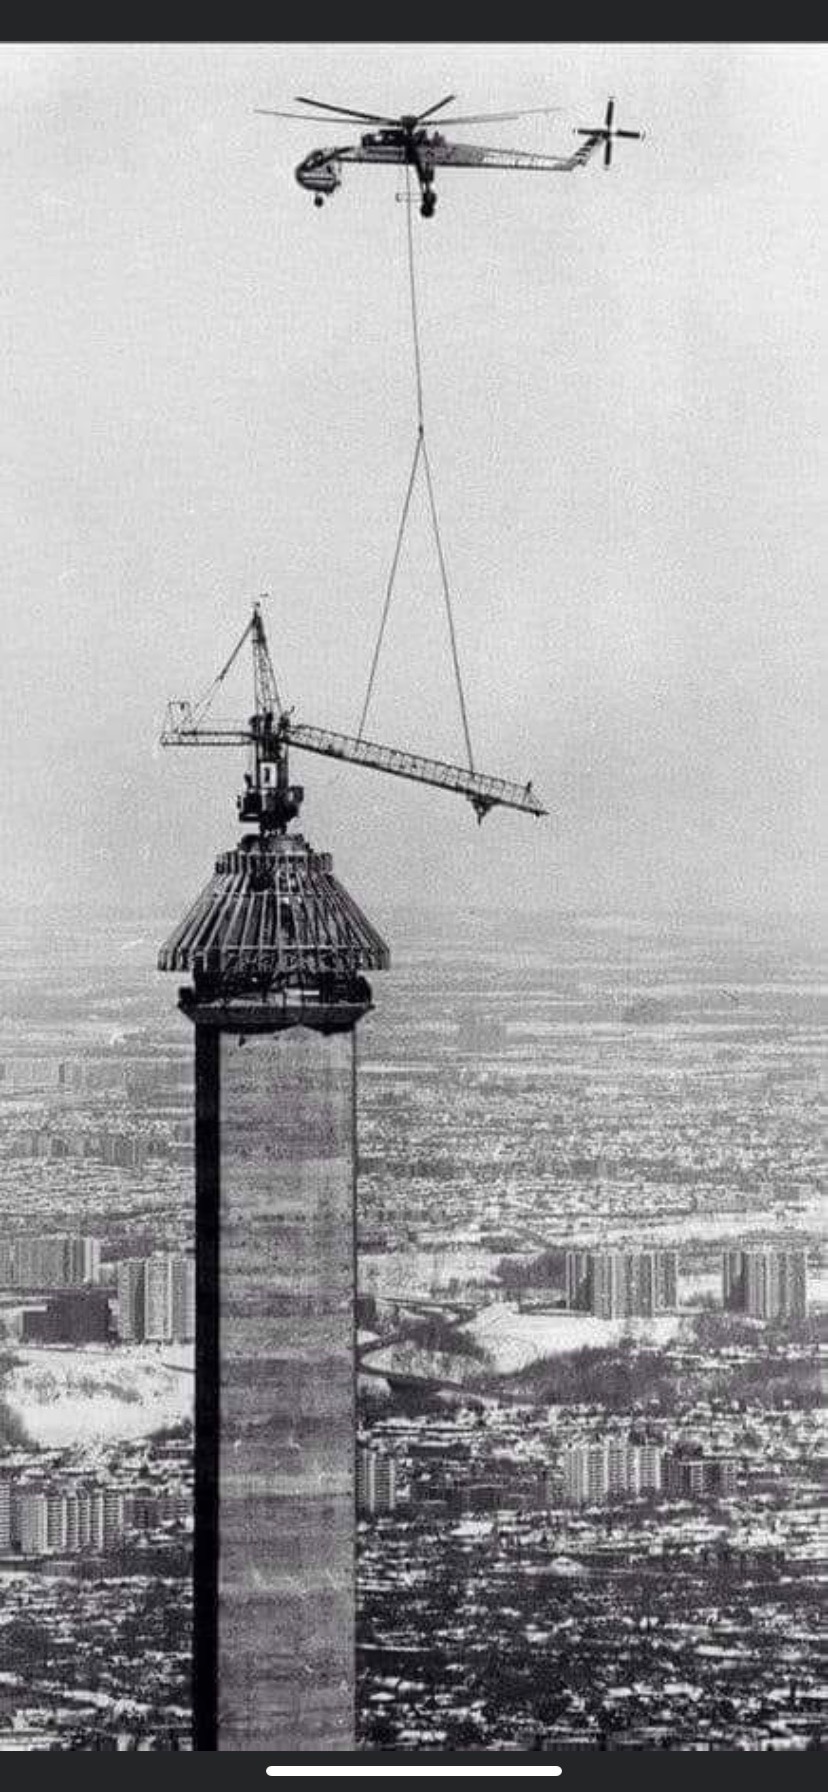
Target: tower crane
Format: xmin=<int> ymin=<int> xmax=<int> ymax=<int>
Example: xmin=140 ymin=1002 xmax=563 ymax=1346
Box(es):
xmin=160 ymin=600 xmax=547 ymax=828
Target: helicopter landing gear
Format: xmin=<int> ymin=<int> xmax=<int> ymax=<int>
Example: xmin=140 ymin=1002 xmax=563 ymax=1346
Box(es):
xmin=420 ymin=190 xmax=437 ymax=219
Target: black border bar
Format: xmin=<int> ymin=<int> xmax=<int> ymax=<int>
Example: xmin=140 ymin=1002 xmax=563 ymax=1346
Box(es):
xmin=193 ymin=1023 xmax=220 ymax=1752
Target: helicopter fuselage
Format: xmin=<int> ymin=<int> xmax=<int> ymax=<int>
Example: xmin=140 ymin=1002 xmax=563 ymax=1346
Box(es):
xmin=292 ymin=103 xmax=641 ymax=217
xmin=296 ymin=125 xmax=443 ymax=214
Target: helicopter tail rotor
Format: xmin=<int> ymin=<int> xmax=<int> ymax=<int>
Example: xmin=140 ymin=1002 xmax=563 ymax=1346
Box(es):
xmin=575 ymin=96 xmax=645 ymax=167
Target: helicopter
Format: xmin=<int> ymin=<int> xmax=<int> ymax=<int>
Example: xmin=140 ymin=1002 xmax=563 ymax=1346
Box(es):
xmin=254 ymin=93 xmax=645 ymax=218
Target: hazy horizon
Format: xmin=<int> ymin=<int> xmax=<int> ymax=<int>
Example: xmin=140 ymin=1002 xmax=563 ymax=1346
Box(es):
xmin=1 ymin=891 xmax=825 ymax=942
xmin=2 ymin=43 xmax=824 ymax=924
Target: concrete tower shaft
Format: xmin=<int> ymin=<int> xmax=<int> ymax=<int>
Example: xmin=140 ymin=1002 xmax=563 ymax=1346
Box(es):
xmin=160 ymin=802 xmax=388 ymax=1751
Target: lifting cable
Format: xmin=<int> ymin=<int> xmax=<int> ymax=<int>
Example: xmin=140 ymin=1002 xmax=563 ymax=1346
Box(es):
xmin=190 ymin=603 xmax=283 ymax=725
xmin=190 ymin=611 xmax=256 ymax=724
xmin=356 ymin=165 xmax=475 ymax=772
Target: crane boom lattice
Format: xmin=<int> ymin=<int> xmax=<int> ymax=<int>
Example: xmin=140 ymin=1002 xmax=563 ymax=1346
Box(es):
xmin=160 ymin=704 xmax=545 ymax=822
xmin=160 ymin=599 xmax=545 ymax=823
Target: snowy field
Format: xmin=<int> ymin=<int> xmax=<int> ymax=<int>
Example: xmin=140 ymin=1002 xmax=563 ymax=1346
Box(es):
xmin=2 ymin=1344 xmax=194 ymax=1444
xmin=464 ymin=1302 xmax=685 ymax=1373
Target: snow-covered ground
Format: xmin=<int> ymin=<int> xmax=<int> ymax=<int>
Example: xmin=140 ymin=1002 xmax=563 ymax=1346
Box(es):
xmin=1 ymin=1344 xmax=194 ymax=1445
xmin=463 ymin=1302 xmax=685 ymax=1373
xmin=360 ymin=1343 xmax=482 ymax=1386
xmin=362 ymin=1304 xmax=686 ymax=1380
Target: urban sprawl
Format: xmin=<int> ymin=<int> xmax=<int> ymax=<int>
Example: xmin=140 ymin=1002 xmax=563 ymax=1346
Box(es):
xmin=0 ymin=910 xmax=824 ymax=1751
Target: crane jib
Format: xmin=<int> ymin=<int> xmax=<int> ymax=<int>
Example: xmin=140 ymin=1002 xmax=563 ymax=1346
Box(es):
xmin=159 ymin=712 xmax=546 ymax=819
xmin=288 ymin=722 xmax=546 ymax=817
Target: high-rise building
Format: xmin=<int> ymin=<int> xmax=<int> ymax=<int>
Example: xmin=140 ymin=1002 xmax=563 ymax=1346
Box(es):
xmin=563 ymin=1441 xmax=610 ymax=1504
xmin=64 ymin=1494 xmax=82 ymax=1553
xmin=644 ymin=1249 xmax=678 ymax=1313
xmin=3 ymin=1059 xmax=56 ymax=1092
xmin=665 ymin=1452 xmax=738 ymax=1500
xmin=15 ymin=1491 xmax=48 ymax=1555
xmin=563 ymin=1437 xmax=665 ymax=1505
xmin=58 ymin=1059 xmax=86 ymax=1093
xmin=722 ymin=1250 xmax=743 ymax=1310
xmin=592 ymin=1254 xmax=622 ymax=1319
xmin=566 ymin=1249 xmax=679 ymax=1318
xmin=159 ymin=736 xmax=388 ymax=1753
xmin=636 ymin=1443 xmax=664 ymax=1495
xmin=89 ymin=1491 xmax=107 ymax=1552
xmin=116 ymin=1260 xmax=146 ymax=1341
xmin=102 ymin=1490 xmax=125 ymax=1548
xmin=723 ymin=1248 xmax=807 ymax=1320
xmin=0 ymin=1481 xmax=140 ymax=1557
xmin=46 ymin=1493 xmax=68 ymax=1553
xmin=74 ymin=1490 xmax=93 ymax=1548
xmin=357 ymin=1446 xmax=397 ymax=1516
xmin=0 ymin=1234 xmax=101 ymax=1290
xmin=565 ymin=1250 xmax=593 ymax=1313
xmin=144 ymin=1255 xmax=175 ymax=1343
xmin=606 ymin=1439 xmax=629 ymax=1498
xmin=157 ymin=1488 xmax=191 ymax=1529
xmin=69 ymin=1236 xmax=101 ymax=1285
xmin=140 ymin=1254 xmax=196 ymax=1343
xmin=173 ymin=1255 xmax=196 ymax=1343
xmin=116 ymin=1254 xmax=195 ymax=1343
xmin=126 ymin=1490 xmax=159 ymax=1532
xmin=0 ymin=1480 xmax=11 ymax=1552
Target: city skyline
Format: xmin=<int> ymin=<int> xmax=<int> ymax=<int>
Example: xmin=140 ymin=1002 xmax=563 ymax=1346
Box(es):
xmin=0 ymin=36 xmax=824 ymax=1755
xmin=0 ymin=902 xmax=824 ymax=1749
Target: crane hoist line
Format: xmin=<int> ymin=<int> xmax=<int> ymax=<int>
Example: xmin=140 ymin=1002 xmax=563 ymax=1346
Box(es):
xmin=160 ymin=602 xmax=546 ymax=825
xmin=356 ymin=164 xmax=476 ymax=769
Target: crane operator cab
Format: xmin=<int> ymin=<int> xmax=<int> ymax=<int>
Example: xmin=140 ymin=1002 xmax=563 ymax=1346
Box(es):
xmin=237 ymin=756 xmax=304 ymax=835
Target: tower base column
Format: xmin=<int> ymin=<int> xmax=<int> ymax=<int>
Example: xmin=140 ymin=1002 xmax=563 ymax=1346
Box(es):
xmin=192 ymin=1014 xmax=358 ymax=1753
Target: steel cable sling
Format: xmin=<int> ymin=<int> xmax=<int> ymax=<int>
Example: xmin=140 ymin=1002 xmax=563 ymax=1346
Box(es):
xmin=356 ymin=165 xmax=475 ymax=775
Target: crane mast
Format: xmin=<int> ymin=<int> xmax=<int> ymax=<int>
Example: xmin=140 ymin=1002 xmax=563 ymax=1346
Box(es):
xmin=161 ymin=601 xmax=546 ymax=826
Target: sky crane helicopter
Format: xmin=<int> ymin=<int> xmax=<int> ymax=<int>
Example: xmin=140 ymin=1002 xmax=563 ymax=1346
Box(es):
xmin=254 ymin=93 xmax=644 ymax=218
xmin=160 ymin=601 xmax=546 ymax=829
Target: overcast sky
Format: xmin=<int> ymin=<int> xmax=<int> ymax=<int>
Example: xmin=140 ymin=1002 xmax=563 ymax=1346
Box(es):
xmin=1 ymin=42 xmax=824 ymax=928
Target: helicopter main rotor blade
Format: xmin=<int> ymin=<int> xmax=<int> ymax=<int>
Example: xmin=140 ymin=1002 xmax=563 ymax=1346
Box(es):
xmin=254 ymin=109 xmax=354 ymax=120
xmin=437 ymin=106 xmax=565 ymax=125
xmin=415 ymin=94 xmax=457 ymax=121
xmin=294 ymin=95 xmax=396 ymax=125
